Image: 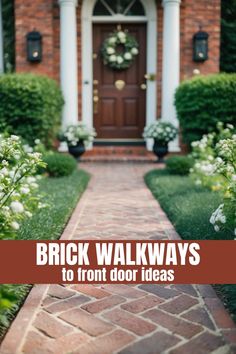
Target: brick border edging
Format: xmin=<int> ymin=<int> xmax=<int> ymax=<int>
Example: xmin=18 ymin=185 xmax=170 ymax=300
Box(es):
xmin=1 ymin=172 xmax=236 ymax=353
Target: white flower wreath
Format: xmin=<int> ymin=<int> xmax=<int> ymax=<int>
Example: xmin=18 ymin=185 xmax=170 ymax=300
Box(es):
xmin=101 ymin=30 xmax=139 ymax=70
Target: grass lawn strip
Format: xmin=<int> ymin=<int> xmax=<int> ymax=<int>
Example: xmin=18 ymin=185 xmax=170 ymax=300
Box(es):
xmin=145 ymin=169 xmax=236 ymax=322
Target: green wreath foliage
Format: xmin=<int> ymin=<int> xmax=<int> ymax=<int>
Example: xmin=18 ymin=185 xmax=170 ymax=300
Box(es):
xmin=101 ymin=30 xmax=139 ymax=70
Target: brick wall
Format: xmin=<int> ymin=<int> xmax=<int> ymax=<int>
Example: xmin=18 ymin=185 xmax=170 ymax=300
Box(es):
xmin=15 ymin=0 xmax=55 ymax=78
xmin=180 ymin=0 xmax=221 ymax=80
xmin=15 ymin=0 xmax=221 ymax=120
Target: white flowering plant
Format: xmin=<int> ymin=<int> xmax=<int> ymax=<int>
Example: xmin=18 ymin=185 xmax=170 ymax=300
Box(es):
xmin=209 ymin=135 xmax=236 ymax=235
xmin=101 ymin=30 xmax=139 ymax=70
xmin=0 ymin=135 xmax=46 ymax=239
xmin=190 ymin=122 xmax=236 ymax=235
xmin=61 ymin=123 xmax=97 ymax=147
xmin=190 ymin=123 xmax=235 ymax=190
xmin=143 ymin=121 xmax=178 ymax=144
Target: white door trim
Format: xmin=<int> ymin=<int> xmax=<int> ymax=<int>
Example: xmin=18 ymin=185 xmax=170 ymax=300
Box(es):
xmin=81 ymin=0 xmax=157 ymax=150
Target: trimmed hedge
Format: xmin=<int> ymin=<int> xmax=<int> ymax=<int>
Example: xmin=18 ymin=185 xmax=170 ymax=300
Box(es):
xmin=175 ymin=74 xmax=236 ymax=145
xmin=43 ymin=152 xmax=77 ymax=177
xmin=166 ymin=155 xmax=194 ymax=175
xmin=0 ymin=74 xmax=64 ymax=146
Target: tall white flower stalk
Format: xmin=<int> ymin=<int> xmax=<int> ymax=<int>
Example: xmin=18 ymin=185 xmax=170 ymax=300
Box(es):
xmin=0 ymin=135 xmax=46 ymax=239
xmin=190 ymin=123 xmax=236 ymax=235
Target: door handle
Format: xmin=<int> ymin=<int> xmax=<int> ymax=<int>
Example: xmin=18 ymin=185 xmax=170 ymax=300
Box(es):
xmin=93 ymin=95 xmax=99 ymax=114
xmin=144 ymin=73 xmax=156 ymax=81
xmin=93 ymin=80 xmax=99 ymax=113
xmin=140 ymin=83 xmax=147 ymax=90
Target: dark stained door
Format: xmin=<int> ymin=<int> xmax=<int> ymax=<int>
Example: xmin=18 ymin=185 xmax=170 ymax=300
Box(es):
xmin=93 ymin=23 xmax=146 ymax=139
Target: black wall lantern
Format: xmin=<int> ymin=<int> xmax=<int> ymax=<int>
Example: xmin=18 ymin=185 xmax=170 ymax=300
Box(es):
xmin=26 ymin=31 xmax=42 ymax=63
xmin=193 ymin=30 xmax=209 ymax=62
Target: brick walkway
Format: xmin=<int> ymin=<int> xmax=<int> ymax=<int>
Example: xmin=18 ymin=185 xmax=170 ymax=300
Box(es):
xmin=1 ymin=163 xmax=236 ymax=354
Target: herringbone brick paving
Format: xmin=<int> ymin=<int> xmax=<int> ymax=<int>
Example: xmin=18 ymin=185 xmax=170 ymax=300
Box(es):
xmin=1 ymin=163 xmax=236 ymax=354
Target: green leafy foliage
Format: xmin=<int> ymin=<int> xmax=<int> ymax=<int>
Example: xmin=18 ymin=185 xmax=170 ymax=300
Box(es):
xmin=166 ymin=155 xmax=194 ymax=175
xmin=0 ymin=74 xmax=64 ymax=147
xmin=0 ymin=285 xmax=17 ymax=315
xmin=220 ymin=0 xmax=236 ymax=73
xmin=0 ymin=284 xmax=31 ymax=334
xmin=175 ymin=74 xmax=236 ymax=145
xmin=215 ymin=284 xmax=236 ymax=323
xmin=42 ymin=152 xmax=77 ymax=177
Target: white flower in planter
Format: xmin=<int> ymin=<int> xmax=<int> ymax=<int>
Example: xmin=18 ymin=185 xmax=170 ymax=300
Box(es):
xmin=109 ymin=55 xmax=117 ymax=62
xmin=131 ymin=47 xmax=139 ymax=55
xmin=10 ymin=201 xmax=24 ymax=213
xmin=124 ymin=52 xmax=132 ymax=60
xmin=107 ymin=47 xmax=115 ymax=54
xmin=117 ymin=56 xmax=124 ymax=64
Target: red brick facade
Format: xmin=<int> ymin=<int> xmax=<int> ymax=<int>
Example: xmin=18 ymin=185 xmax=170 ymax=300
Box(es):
xmin=14 ymin=0 xmax=221 ymax=120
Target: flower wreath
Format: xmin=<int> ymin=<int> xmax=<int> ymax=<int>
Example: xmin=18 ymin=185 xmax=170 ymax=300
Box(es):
xmin=101 ymin=30 xmax=139 ymax=70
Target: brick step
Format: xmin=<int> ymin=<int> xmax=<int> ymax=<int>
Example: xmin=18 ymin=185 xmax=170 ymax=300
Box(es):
xmin=81 ymin=155 xmax=157 ymax=163
xmin=81 ymin=146 xmax=156 ymax=162
xmin=84 ymin=146 xmax=150 ymax=156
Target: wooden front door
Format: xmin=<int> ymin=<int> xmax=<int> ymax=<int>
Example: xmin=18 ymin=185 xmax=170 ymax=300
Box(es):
xmin=93 ymin=24 xmax=146 ymax=139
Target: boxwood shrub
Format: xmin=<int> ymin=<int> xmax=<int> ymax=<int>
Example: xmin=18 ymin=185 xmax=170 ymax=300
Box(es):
xmin=166 ymin=155 xmax=194 ymax=175
xmin=0 ymin=73 xmax=64 ymax=146
xmin=175 ymin=74 xmax=236 ymax=145
xmin=43 ymin=152 xmax=77 ymax=177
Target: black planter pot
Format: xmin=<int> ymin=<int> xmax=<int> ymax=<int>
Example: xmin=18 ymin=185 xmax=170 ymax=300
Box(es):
xmin=153 ymin=140 xmax=168 ymax=162
xmin=68 ymin=141 xmax=86 ymax=160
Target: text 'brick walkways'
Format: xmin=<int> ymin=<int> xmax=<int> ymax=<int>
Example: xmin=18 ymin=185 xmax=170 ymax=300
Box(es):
xmin=1 ymin=163 xmax=236 ymax=354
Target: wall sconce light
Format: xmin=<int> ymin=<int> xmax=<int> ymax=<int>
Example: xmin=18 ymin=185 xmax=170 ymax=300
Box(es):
xmin=193 ymin=30 xmax=209 ymax=62
xmin=26 ymin=31 xmax=42 ymax=62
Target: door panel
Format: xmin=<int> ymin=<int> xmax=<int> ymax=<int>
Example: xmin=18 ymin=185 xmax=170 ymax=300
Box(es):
xmin=101 ymin=99 xmax=116 ymax=126
xmin=93 ymin=23 xmax=146 ymax=139
xmin=123 ymin=99 xmax=138 ymax=126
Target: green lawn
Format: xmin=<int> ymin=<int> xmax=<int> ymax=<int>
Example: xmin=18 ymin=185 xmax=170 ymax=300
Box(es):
xmin=18 ymin=169 xmax=89 ymax=240
xmin=145 ymin=169 xmax=233 ymax=240
xmin=145 ymin=169 xmax=236 ymax=322
xmin=0 ymin=169 xmax=90 ymax=340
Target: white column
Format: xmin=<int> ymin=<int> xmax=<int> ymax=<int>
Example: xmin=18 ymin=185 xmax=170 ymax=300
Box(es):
xmin=0 ymin=0 xmax=4 ymax=74
xmin=161 ymin=0 xmax=181 ymax=151
xmin=146 ymin=17 xmax=157 ymax=151
xmin=59 ymin=0 xmax=78 ymax=129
